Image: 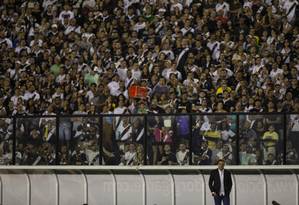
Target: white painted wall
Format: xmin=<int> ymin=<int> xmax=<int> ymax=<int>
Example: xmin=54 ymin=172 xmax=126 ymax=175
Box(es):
xmin=0 ymin=168 xmax=297 ymax=205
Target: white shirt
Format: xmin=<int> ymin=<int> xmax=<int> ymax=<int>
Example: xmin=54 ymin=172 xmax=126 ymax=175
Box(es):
xmin=42 ymin=0 xmax=57 ymax=9
xmin=124 ymin=151 xmax=136 ymax=165
xmin=56 ymin=74 xmax=66 ymax=84
xmin=221 ymin=130 xmax=235 ymax=141
xmin=124 ymin=0 xmax=140 ymax=11
xmin=283 ymin=0 xmax=298 ymax=22
xmin=183 ymin=78 xmax=199 ymax=86
xmin=207 ymin=41 xmax=220 ymax=60
xmin=11 ymin=95 xmax=24 ymax=107
xmin=51 ymin=92 xmax=64 ymax=100
xmin=117 ymin=123 xmax=132 ymax=141
xmin=82 ymin=0 xmax=96 ymax=8
xmin=0 ymin=38 xmax=13 ymax=48
xmin=216 ymin=2 xmax=230 ymax=16
xmin=269 ymin=68 xmax=283 ymax=80
xmin=85 ymin=90 xmax=95 ymax=102
xmin=64 ymin=25 xmax=81 ymax=35
xmin=117 ymin=68 xmax=128 ymax=81
xmin=267 ymin=36 xmax=275 ymax=45
xmin=217 ymin=151 xmax=232 ymax=162
xmin=23 ymin=91 xmax=40 ymax=101
xmin=58 ymin=10 xmax=75 ymax=25
xmin=132 ymin=69 xmax=142 ymax=81
xmin=160 ymin=50 xmax=175 ymax=60
xmin=134 ymin=22 xmax=146 ymax=32
xmin=170 ymin=3 xmax=183 ymax=11
xmin=85 ymin=149 xmax=99 ymax=165
xmin=113 ymin=106 xmax=127 ymax=136
xmin=290 ymin=115 xmax=299 ymax=131
xmin=250 ymin=63 xmax=264 ymax=75
xmin=181 ymin=27 xmax=195 ymax=36
xmin=108 ymin=81 xmax=120 ymax=96
xmin=176 ymin=150 xmax=189 ymax=165
xmin=243 ymin=1 xmax=253 ymax=9
xmin=218 ymin=169 xmax=225 ymax=196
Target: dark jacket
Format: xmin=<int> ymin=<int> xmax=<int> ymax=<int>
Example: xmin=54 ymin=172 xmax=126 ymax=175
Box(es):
xmin=209 ymin=169 xmax=232 ymax=196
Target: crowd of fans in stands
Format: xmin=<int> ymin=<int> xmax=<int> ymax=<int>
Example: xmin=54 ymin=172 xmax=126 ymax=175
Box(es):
xmin=0 ymin=0 xmax=298 ymax=115
xmin=0 ymin=0 xmax=298 ymax=165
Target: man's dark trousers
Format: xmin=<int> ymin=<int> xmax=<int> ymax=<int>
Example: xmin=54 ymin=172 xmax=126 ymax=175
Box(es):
xmin=214 ymin=194 xmax=230 ymax=205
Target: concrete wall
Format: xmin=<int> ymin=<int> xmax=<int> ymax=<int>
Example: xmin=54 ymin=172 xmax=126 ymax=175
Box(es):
xmin=0 ymin=167 xmax=298 ymax=205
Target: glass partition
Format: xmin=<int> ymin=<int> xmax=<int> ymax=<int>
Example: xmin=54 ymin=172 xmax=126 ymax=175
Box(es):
xmin=239 ymin=114 xmax=284 ymax=165
xmin=16 ymin=117 xmax=56 ymax=165
xmin=286 ymin=114 xmax=299 ymax=164
xmin=192 ymin=114 xmax=237 ymax=165
xmin=4 ymin=113 xmax=298 ymax=166
xmin=146 ymin=114 xmax=191 ymax=166
xmin=147 ymin=115 xmax=177 ymax=165
xmin=0 ymin=117 xmax=13 ymax=165
xmin=58 ymin=116 xmax=100 ymax=165
xmin=102 ymin=115 xmax=145 ymax=165
xmin=175 ymin=114 xmax=191 ymax=165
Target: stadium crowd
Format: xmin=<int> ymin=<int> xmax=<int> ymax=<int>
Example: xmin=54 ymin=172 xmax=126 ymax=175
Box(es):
xmin=0 ymin=0 xmax=298 ymax=166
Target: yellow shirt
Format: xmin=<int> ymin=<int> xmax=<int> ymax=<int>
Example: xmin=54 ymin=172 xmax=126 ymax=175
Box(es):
xmin=203 ymin=131 xmax=221 ymax=149
xmin=262 ymin=131 xmax=279 ymax=147
xmin=216 ymin=86 xmax=232 ymax=95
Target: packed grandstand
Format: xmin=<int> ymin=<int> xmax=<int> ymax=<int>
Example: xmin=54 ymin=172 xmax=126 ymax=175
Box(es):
xmin=0 ymin=0 xmax=298 ymax=166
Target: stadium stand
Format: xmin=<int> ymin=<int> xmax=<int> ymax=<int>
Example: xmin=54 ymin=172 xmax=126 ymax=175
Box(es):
xmin=0 ymin=0 xmax=298 ymax=167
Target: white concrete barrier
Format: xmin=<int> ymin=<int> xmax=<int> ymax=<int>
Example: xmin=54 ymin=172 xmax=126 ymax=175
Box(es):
xmin=0 ymin=166 xmax=298 ymax=205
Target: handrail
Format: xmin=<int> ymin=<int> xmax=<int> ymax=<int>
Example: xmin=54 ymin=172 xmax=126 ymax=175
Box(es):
xmin=0 ymin=165 xmax=298 ymax=170
xmin=0 ymin=112 xmax=299 ymax=118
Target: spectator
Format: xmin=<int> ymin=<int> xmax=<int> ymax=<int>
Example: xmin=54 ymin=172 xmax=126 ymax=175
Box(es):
xmin=120 ymin=143 xmax=137 ymax=166
xmin=133 ymin=144 xmax=144 ymax=165
xmin=239 ymin=144 xmax=258 ymax=165
xmin=216 ymin=144 xmax=233 ymax=165
xmin=176 ymin=142 xmax=189 ymax=165
xmin=289 ymin=115 xmax=299 ymax=155
xmin=264 ymin=153 xmax=279 ymax=165
xmin=262 ymin=125 xmax=279 ymax=160
xmin=193 ymin=141 xmax=212 ymax=165
xmin=286 ymin=141 xmax=298 ymax=164
xmin=157 ymin=144 xmax=177 ymax=165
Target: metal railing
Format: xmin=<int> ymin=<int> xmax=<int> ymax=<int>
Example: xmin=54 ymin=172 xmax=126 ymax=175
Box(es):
xmin=0 ymin=112 xmax=298 ymax=166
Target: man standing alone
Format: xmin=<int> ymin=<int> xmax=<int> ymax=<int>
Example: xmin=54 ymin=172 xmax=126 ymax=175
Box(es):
xmin=209 ymin=159 xmax=232 ymax=205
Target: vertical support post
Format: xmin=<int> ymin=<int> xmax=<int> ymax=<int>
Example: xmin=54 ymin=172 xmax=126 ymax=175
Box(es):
xmin=189 ymin=114 xmax=193 ymax=165
xmin=236 ymin=114 xmax=240 ymax=165
xmin=25 ymin=172 xmax=31 ymax=205
xmin=54 ymin=170 xmax=60 ymax=205
xmin=144 ymin=115 xmax=148 ymax=165
xmin=197 ymin=170 xmax=206 ymax=205
xmin=231 ymin=170 xmax=237 ymax=205
xmin=290 ymin=170 xmax=299 ymax=205
xmin=99 ymin=115 xmax=103 ymax=165
xmin=168 ymin=170 xmax=176 ymax=205
xmin=12 ymin=116 xmax=16 ymax=165
xmin=55 ymin=116 xmax=60 ymax=165
xmin=109 ymin=170 xmax=117 ymax=205
xmin=258 ymin=170 xmax=268 ymax=205
xmin=81 ymin=170 xmax=88 ymax=205
xmin=0 ymin=175 xmax=3 ymax=205
xmin=283 ymin=113 xmax=287 ymax=165
xmin=138 ymin=170 xmax=147 ymax=205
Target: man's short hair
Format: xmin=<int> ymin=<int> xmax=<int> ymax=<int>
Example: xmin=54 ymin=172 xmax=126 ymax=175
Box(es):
xmin=217 ymin=159 xmax=225 ymax=164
